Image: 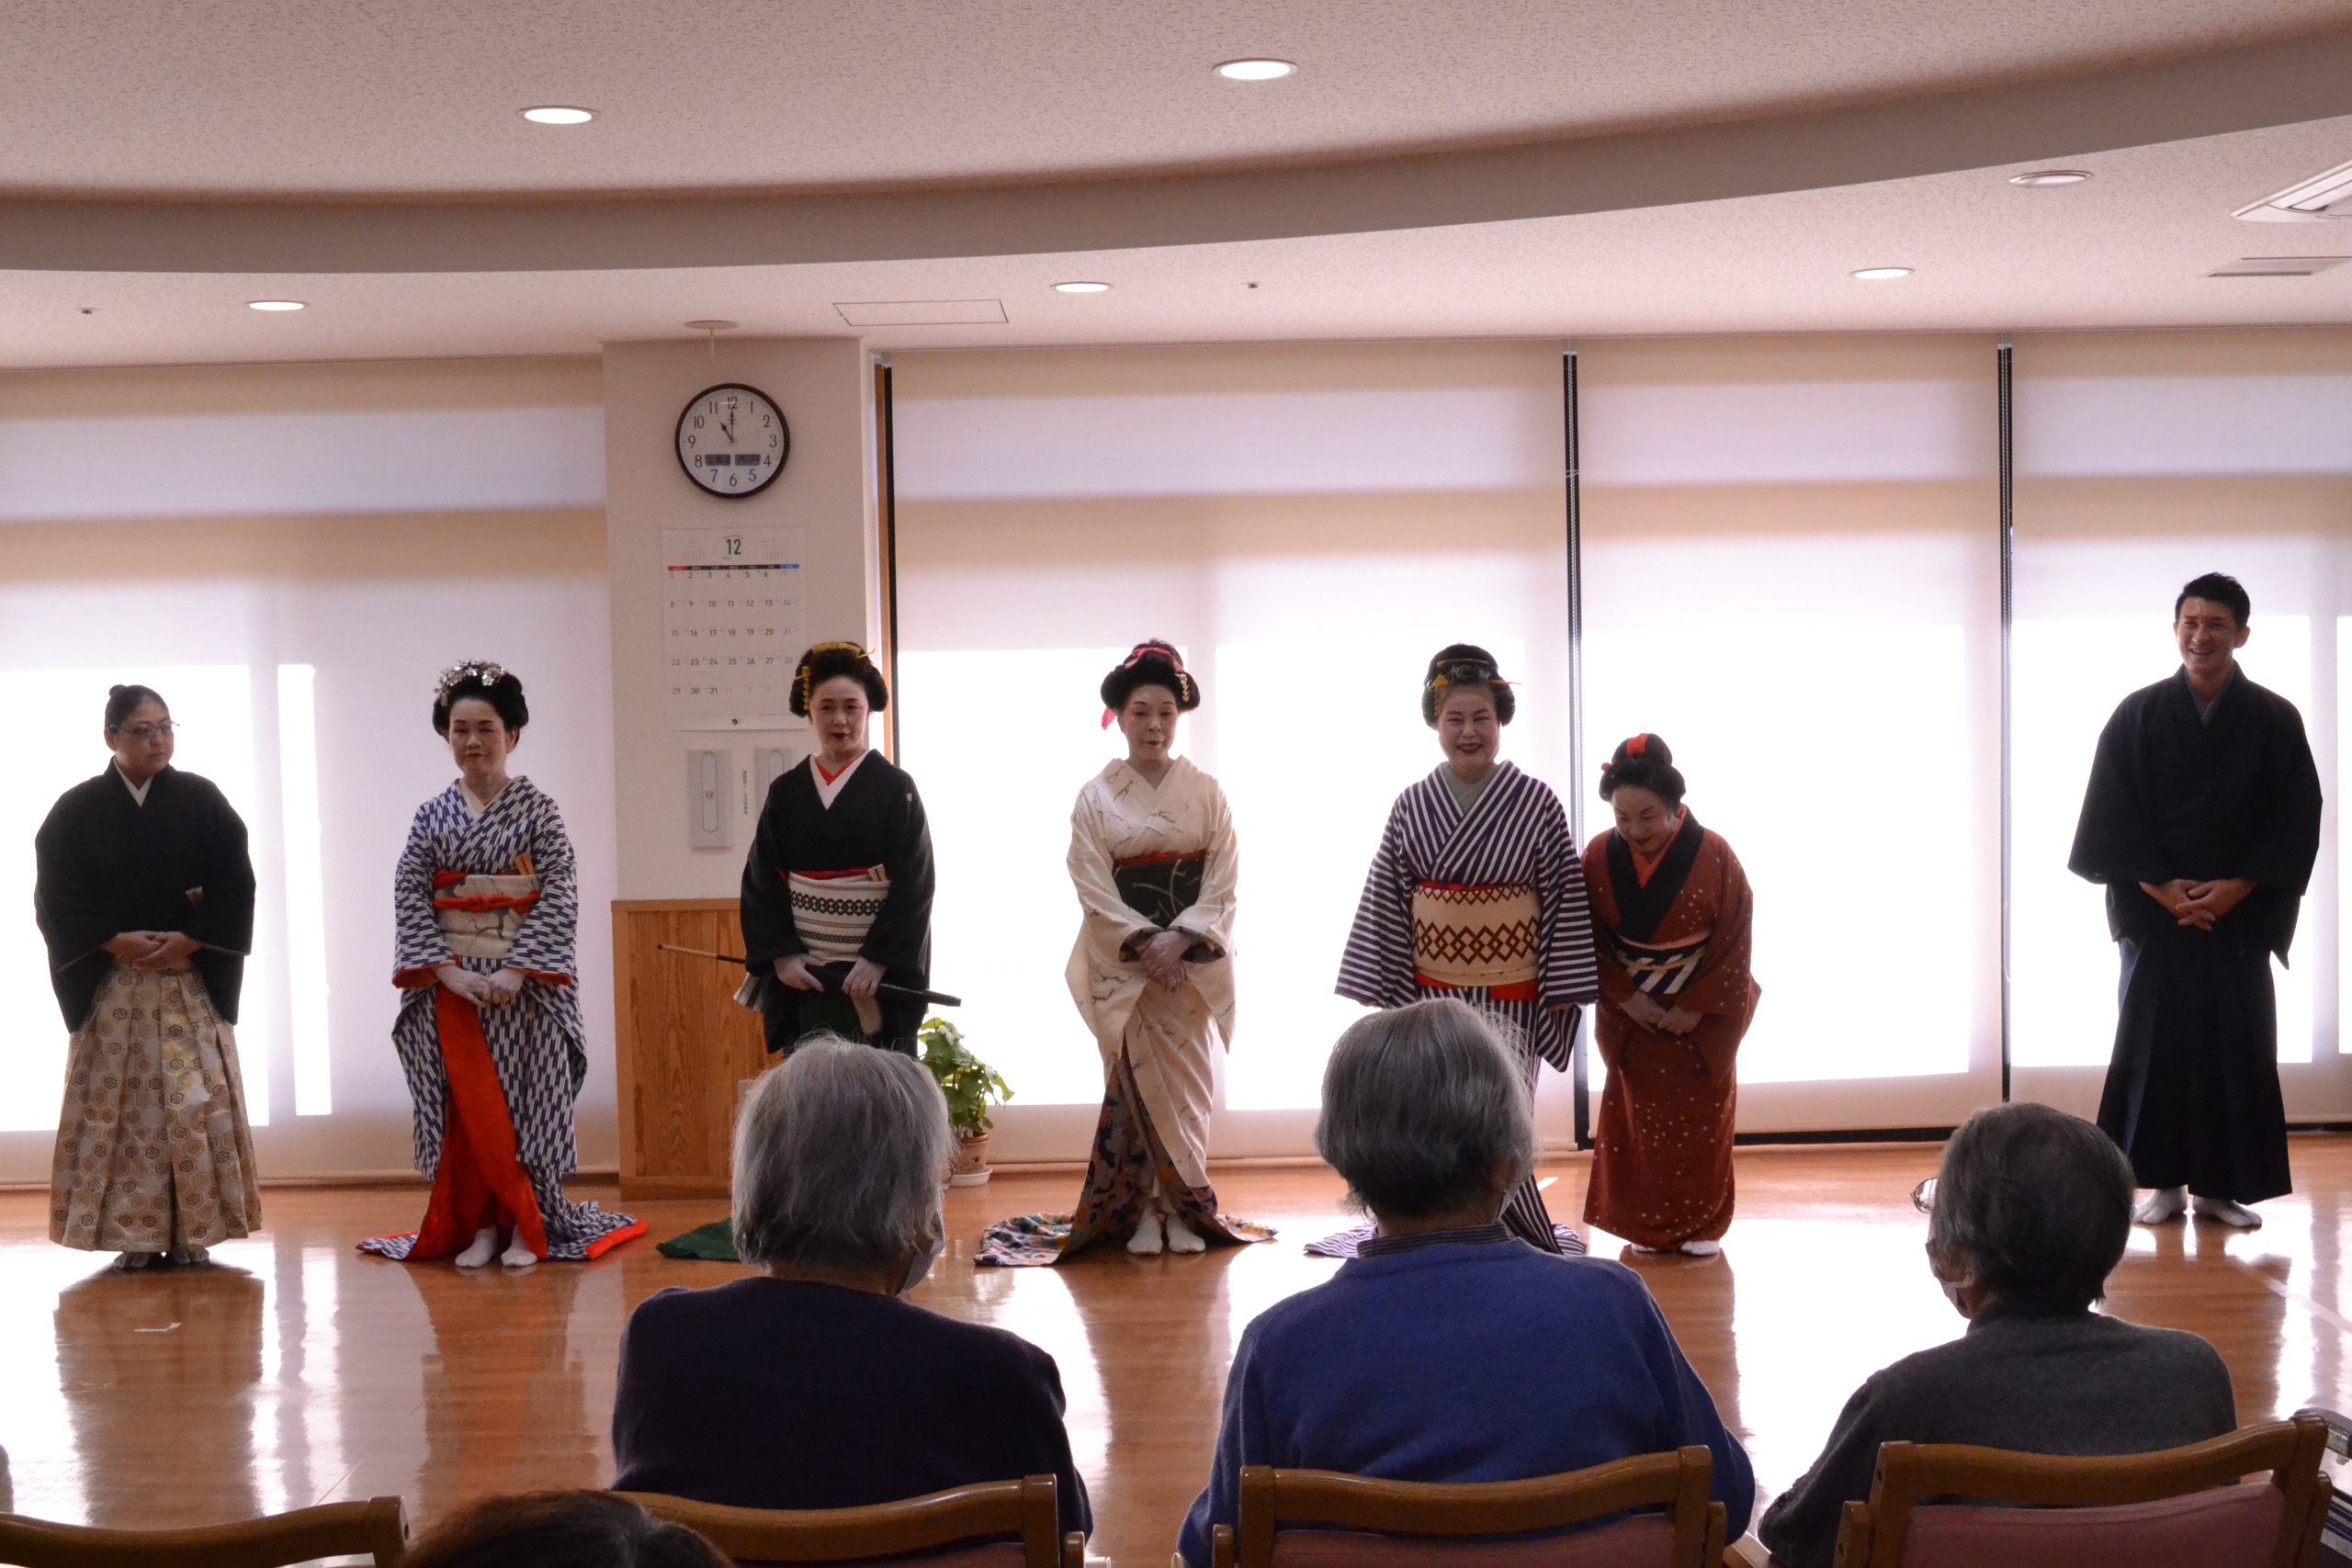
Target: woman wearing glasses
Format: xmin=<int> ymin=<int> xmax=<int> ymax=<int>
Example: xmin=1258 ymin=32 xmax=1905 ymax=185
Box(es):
xmin=35 ymin=683 xmax=261 ymax=1267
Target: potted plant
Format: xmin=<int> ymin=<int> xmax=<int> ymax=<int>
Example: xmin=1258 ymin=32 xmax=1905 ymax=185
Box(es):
xmin=919 ymin=1016 xmax=1013 ymax=1186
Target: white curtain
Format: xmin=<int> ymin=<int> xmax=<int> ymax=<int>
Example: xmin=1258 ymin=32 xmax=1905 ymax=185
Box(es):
xmin=1577 ymin=335 xmax=2006 ymax=1132
xmin=2011 ymin=329 xmax=2352 ymax=1122
xmin=891 ymin=342 xmax=1574 ymax=1160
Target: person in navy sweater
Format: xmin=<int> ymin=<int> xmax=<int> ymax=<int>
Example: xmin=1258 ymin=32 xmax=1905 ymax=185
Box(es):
xmin=1178 ymin=998 xmax=1751 ymax=1565
xmin=612 ymin=1038 xmax=1090 ymax=1539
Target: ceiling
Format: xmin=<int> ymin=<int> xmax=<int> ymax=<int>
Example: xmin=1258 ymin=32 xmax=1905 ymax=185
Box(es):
xmin=7 ymin=2 xmax=2352 ymax=367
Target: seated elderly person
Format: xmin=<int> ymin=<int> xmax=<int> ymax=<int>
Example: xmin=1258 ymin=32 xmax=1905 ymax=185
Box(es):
xmin=612 ymin=1036 xmax=1090 ymax=1537
xmin=1757 ymin=1101 xmax=2237 ymax=1568
xmin=1177 ymin=998 xmax=1752 ymax=1566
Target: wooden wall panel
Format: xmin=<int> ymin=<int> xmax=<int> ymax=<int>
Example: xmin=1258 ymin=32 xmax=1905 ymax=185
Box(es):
xmin=611 ymin=898 xmax=770 ymax=1198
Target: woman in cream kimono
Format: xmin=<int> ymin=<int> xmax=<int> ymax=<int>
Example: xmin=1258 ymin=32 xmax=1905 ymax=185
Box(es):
xmin=361 ymin=661 xmax=639 ymax=1267
xmin=978 ymin=642 xmax=1272 ymax=1265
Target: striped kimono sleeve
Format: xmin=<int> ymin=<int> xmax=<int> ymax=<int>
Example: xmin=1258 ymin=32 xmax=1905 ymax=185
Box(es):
xmin=392 ymin=802 xmax=454 ymax=986
xmin=503 ymin=792 xmax=579 ymax=982
xmin=1532 ymin=784 xmax=1600 ymax=1050
xmin=1336 ymin=802 xmax=1419 ymax=1010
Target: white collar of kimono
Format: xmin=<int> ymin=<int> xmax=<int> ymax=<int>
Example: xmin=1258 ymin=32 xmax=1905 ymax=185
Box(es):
xmin=813 ymin=749 xmax=868 ymax=809
xmin=113 ymin=762 xmax=153 ymax=807
xmin=1114 ymin=754 xmax=1189 ymax=789
xmin=458 ymin=776 xmax=518 ymax=820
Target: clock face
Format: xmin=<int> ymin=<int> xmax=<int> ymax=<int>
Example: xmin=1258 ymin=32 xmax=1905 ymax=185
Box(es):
xmin=676 ymin=383 xmax=789 ymax=498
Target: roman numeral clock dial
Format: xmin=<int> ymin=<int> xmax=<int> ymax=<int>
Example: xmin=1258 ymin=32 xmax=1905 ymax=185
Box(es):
xmin=676 ymin=383 xmax=790 ymax=498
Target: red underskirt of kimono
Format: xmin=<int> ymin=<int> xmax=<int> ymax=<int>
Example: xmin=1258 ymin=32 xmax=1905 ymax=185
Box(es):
xmin=404 ymin=986 xmax=548 ymax=1261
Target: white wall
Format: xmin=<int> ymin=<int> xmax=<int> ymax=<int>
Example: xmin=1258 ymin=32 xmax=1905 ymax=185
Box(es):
xmin=0 ymin=357 xmax=616 ymax=1180
xmin=598 ymin=338 xmax=877 ymax=899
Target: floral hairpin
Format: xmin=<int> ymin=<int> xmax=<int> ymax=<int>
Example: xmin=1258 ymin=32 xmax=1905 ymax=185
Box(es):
xmin=435 ymin=660 xmax=508 ymax=700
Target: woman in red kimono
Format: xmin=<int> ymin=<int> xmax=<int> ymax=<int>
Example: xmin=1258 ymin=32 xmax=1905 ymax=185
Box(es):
xmin=1581 ymin=734 xmax=1759 ymax=1257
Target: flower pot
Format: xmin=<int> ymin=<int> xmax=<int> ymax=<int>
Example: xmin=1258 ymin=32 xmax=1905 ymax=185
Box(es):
xmin=948 ymin=1133 xmax=992 ymax=1187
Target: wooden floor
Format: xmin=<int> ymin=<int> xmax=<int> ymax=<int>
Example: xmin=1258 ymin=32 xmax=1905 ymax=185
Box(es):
xmin=3 ymin=1138 xmax=2349 ymax=1564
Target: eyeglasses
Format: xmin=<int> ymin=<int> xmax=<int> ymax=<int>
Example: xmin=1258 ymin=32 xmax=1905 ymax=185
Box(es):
xmin=1911 ymin=1177 xmax=1938 ymax=1213
xmin=114 ymin=722 xmax=178 ymax=741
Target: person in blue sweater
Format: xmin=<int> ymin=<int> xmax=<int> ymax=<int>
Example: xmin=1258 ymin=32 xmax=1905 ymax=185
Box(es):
xmin=1177 ymin=998 xmax=1752 ymax=1564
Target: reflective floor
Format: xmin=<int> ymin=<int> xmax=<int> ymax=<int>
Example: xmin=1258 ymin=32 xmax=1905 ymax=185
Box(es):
xmin=1 ymin=1138 xmax=2346 ymax=1564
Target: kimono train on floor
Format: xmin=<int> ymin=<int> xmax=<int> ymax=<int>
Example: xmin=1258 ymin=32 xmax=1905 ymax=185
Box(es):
xmin=1582 ymin=814 xmax=1759 ymax=1249
xmin=1329 ymin=761 xmax=1598 ymax=1257
xmin=362 ymin=778 xmax=639 ymax=1261
xmin=35 ymin=764 xmax=262 ymax=1254
xmin=978 ymin=758 xmax=1272 ymax=1265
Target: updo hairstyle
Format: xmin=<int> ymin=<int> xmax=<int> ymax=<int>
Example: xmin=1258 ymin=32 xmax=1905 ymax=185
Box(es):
xmin=104 ymin=683 xmax=167 ymax=732
xmin=1599 ymin=732 xmax=1686 ymax=808
xmin=433 ymin=660 xmax=529 ymax=736
xmin=1420 ymin=643 xmax=1516 ymax=728
xmin=1101 ymin=639 xmax=1201 ymax=713
xmin=791 ymin=642 xmax=889 ymax=717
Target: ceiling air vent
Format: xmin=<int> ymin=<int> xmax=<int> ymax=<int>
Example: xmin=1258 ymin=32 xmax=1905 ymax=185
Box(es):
xmin=2206 ymin=256 xmax=2351 ymax=277
xmin=2235 ymin=159 xmax=2352 ymax=222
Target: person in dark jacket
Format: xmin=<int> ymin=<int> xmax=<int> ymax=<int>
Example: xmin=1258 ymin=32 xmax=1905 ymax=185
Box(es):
xmin=1758 ymin=1101 xmax=2237 ymax=1568
xmin=612 ymin=1037 xmax=1090 ymax=1539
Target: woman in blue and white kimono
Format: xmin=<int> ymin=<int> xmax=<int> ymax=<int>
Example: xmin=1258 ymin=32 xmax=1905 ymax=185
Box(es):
xmin=362 ymin=660 xmax=639 ymax=1268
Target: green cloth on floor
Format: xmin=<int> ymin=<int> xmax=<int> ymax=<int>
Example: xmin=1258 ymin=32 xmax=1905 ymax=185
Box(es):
xmin=656 ymin=1218 xmax=740 ymax=1261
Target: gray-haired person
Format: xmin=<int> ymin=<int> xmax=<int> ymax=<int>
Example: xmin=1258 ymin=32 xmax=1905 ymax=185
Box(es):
xmin=611 ymin=1038 xmax=1090 ymax=1536
xmin=1758 ymin=1102 xmax=2238 ymax=1568
xmin=1177 ymin=999 xmax=1751 ymax=1566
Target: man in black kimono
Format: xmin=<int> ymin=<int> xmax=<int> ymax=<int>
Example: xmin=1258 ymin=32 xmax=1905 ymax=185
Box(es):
xmin=2069 ymin=572 xmax=2322 ymax=1229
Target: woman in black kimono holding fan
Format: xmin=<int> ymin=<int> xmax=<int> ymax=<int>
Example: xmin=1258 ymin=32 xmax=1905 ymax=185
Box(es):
xmin=740 ymin=642 xmax=937 ymax=1055
xmin=36 ymin=682 xmax=261 ymax=1267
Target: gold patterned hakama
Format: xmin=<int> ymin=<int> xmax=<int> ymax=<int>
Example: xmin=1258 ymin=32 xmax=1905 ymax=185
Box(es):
xmin=50 ymin=964 xmax=260 ymax=1253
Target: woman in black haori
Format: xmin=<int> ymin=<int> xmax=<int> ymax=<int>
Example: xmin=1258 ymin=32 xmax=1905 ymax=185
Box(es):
xmin=741 ymin=642 xmax=936 ymax=1055
xmin=35 ymin=682 xmax=260 ymax=1268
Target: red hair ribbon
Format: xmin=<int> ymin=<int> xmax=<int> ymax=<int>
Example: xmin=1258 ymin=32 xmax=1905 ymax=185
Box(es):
xmin=1101 ymin=707 xmax=1116 ymax=729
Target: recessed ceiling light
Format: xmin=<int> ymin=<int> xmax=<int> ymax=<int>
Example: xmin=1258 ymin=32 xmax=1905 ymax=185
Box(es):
xmin=2010 ymin=169 xmax=2092 ymax=187
xmin=1215 ymin=58 xmax=1296 ymax=81
xmin=1053 ymin=281 xmax=1112 ymax=294
xmin=1850 ymin=267 xmax=1913 ymax=280
xmin=522 ymin=106 xmax=595 ymax=126
xmin=247 ymin=299 xmax=306 ymax=311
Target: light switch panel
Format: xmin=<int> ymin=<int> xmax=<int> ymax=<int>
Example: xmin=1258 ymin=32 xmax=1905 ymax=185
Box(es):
xmin=752 ymin=745 xmax=793 ymax=806
xmin=687 ymin=749 xmax=732 ymax=848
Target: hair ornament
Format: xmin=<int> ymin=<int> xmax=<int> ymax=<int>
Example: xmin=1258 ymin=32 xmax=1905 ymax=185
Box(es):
xmin=793 ymin=641 xmax=876 ymax=713
xmin=435 ymin=660 xmax=508 ymax=701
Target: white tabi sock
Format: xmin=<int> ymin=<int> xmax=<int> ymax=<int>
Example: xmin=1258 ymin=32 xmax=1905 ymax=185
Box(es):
xmin=2192 ymin=1195 xmax=2263 ymax=1229
xmin=1126 ymin=1208 xmax=1166 ymax=1255
xmin=1165 ymin=1212 xmax=1206 ymax=1254
xmin=454 ymin=1225 xmax=501 ymax=1268
xmin=2132 ymin=1186 xmax=2188 ymax=1224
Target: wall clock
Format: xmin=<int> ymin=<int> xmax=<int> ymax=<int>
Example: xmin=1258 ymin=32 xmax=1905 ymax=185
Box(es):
xmin=676 ymin=383 xmax=789 ymax=499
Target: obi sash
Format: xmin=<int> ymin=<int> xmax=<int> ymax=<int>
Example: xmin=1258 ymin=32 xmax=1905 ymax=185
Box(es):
xmin=1412 ymin=880 xmax=1540 ymax=992
xmin=433 ymin=871 xmax=541 ymax=962
xmin=1607 ymin=929 xmax=1713 ymax=998
xmin=787 ymin=865 xmax=889 ymax=964
xmin=1115 ymin=851 xmax=1216 ymax=960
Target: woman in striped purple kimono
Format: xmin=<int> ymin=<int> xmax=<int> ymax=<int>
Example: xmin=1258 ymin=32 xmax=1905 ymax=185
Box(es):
xmin=1331 ymin=645 xmax=1598 ymax=1255
xmin=362 ymin=662 xmax=639 ymax=1267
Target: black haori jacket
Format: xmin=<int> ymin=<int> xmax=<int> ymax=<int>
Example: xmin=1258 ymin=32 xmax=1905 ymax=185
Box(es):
xmin=34 ymin=764 xmax=256 ymax=1028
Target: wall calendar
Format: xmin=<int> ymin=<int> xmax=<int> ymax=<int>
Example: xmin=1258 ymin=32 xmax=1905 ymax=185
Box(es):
xmin=662 ymin=525 xmax=806 ymax=730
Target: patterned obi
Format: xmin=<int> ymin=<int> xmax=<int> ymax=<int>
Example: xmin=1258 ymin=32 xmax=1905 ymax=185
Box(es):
xmin=1606 ymin=929 xmax=1713 ymax=998
xmin=432 ymin=870 xmax=541 ymax=962
xmin=787 ymin=865 xmax=889 ymax=964
xmin=1412 ymin=880 xmax=1539 ymax=992
xmin=1114 ymin=851 xmax=1205 ymax=929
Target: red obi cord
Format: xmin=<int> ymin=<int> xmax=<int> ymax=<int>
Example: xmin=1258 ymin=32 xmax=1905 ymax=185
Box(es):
xmin=782 ymin=864 xmax=885 ymax=883
xmin=430 ymin=868 xmax=542 ymax=913
xmin=403 ymin=987 xmax=548 ymax=1261
xmin=1114 ymin=851 xmax=1206 ymax=869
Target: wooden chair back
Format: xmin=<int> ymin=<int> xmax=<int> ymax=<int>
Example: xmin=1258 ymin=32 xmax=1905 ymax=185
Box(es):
xmin=620 ymin=1474 xmax=1078 ymax=1568
xmin=1829 ymin=1416 xmax=2333 ymax=1568
xmin=0 ymin=1496 xmax=408 ymax=1567
xmin=1209 ymin=1447 xmax=1724 ymax=1568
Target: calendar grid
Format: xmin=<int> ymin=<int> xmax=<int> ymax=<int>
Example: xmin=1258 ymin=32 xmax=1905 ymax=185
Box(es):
xmin=662 ymin=525 xmax=807 ymax=730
